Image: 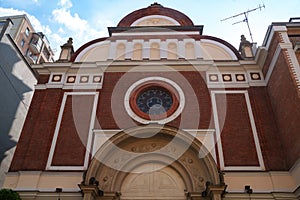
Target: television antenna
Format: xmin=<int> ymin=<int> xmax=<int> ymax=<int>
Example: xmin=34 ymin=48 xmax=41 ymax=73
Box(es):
xmin=221 ymin=4 xmax=265 ymax=42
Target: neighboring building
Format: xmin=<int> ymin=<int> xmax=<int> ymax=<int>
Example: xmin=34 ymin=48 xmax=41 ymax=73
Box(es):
xmin=0 ymin=18 xmax=37 ymax=187
xmin=3 ymin=4 xmax=300 ymax=200
xmin=0 ymin=14 xmax=55 ymax=64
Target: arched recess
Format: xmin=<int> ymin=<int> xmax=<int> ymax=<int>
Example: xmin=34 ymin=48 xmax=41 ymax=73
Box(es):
xmin=185 ymin=42 xmax=195 ymax=59
xmin=81 ymin=125 xmax=224 ymax=200
xmin=150 ymin=42 xmax=160 ymax=60
xmin=116 ymin=43 xmax=126 ymax=60
xmin=167 ymin=42 xmax=178 ymax=60
xmin=132 ymin=43 xmax=143 ymax=60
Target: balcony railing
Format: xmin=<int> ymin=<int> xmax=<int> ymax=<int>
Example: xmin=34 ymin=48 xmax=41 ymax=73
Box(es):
xmin=29 ymin=33 xmax=43 ymax=54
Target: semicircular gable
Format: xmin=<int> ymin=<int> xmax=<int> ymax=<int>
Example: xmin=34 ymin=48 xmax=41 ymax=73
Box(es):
xmin=117 ymin=3 xmax=194 ymax=27
xmin=71 ymin=37 xmax=108 ymax=62
xmin=201 ymin=36 xmax=242 ymax=60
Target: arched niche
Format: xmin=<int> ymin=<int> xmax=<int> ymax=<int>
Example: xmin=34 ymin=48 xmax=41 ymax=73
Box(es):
xmin=132 ymin=43 xmax=143 ymax=60
xmin=81 ymin=125 xmax=224 ymax=200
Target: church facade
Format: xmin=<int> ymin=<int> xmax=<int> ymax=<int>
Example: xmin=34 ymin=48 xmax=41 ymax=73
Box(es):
xmin=3 ymin=4 xmax=300 ymax=200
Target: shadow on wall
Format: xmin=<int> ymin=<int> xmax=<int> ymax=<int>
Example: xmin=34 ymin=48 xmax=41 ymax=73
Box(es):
xmin=0 ymin=41 xmax=32 ymax=166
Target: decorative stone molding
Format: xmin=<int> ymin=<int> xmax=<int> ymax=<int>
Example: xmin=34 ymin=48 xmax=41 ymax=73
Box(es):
xmin=83 ymin=125 xmax=221 ymax=200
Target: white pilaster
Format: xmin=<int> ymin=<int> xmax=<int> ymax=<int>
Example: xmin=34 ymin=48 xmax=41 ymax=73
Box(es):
xmin=160 ymin=41 xmax=167 ymax=59
xmin=125 ymin=41 xmax=133 ymax=60
xmin=178 ymin=40 xmax=185 ymax=59
xmin=195 ymin=40 xmax=202 ymax=59
xmin=143 ymin=41 xmax=150 ymax=59
xmin=108 ymin=41 xmax=116 ymax=60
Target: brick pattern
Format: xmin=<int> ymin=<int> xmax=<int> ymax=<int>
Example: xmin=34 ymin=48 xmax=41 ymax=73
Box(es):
xmin=282 ymin=49 xmax=300 ymax=96
xmin=296 ymin=52 xmax=300 ymax=62
xmin=262 ymin=32 xmax=281 ymax=77
xmin=51 ymin=95 xmax=94 ymax=166
xmin=117 ymin=3 xmax=194 ymax=27
xmin=95 ymin=71 xmax=212 ymax=130
xmin=288 ymin=35 xmax=300 ymax=46
xmin=10 ymin=69 xmax=296 ymax=171
xmin=10 ymin=89 xmax=63 ymax=171
xmin=216 ymin=93 xmax=259 ymax=166
xmin=248 ymin=87 xmax=286 ymax=170
xmin=38 ymin=75 xmax=50 ymax=84
xmin=267 ymin=52 xmax=300 ymax=168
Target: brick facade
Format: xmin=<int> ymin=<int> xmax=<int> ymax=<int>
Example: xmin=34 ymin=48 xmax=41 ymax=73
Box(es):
xmin=267 ymin=51 xmax=300 ymax=168
xmin=9 ymin=71 xmax=290 ymax=171
xmin=10 ymin=89 xmax=63 ymax=171
xmin=4 ymin=6 xmax=300 ymax=199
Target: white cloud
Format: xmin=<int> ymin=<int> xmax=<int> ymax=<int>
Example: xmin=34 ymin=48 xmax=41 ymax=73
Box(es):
xmin=50 ymin=0 xmax=110 ymax=59
xmin=0 ymin=7 xmax=25 ymax=17
xmin=52 ymin=8 xmax=88 ymax=33
xmin=58 ymin=0 xmax=72 ymax=9
xmin=0 ymin=7 xmax=50 ymax=35
xmin=0 ymin=1 xmax=111 ymax=60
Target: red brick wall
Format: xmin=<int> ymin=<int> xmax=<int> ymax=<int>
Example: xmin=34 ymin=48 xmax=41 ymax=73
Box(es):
xmin=288 ymin=35 xmax=300 ymax=46
xmin=215 ymin=93 xmax=259 ymax=166
xmin=37 ymin=75 xmax=50 ymax=84
xmin=296 ymin=52 xmax=300 ymax=62
xmin=248 ymin=87 xmax=286 ymax=170
xmin=267 ymin=51 xmax=300 ymax=169
xmin=262 ymin=33 xmax=281 ymax=77
xmin=95 ymin=71 xmax=212 ymax=130
xmin=51 ymin=94 xmax=94 ymax=166
xmin=289 ymin=35 xmax=300 ymax=63
xmin=10 ymin=69 xmax=292 ymax=171
xmin=10 ymin=89 xmax=63 ymax=171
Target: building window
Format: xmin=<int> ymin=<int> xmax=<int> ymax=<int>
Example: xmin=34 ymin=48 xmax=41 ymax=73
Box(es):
xmin=20 ymin=39 xmax=25 ymax=48
xmin=0 ymin=21 xmax=6 ymax=29
xmin=25 ymin=28 xmax=30 ymax=37
xmin=26 ymin=48 xmax=30 ymax=56
xmin=128 ymin=80 xmax=180 ymax=121
xmin=124 ymin=77 xmax=185 ymax=124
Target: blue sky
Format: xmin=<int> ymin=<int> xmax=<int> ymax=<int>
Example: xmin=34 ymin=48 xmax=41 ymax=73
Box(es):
xmin=0 ymin=0 xmax=299 ymax=59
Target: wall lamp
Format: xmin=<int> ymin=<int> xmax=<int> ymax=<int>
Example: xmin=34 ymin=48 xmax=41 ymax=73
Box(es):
xmin=56 ymin=188 xmax=62 ymax=200
xmin=245 ymin=185 xmax=253 ymax=194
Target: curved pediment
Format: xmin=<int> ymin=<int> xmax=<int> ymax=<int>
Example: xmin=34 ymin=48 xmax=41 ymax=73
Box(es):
xmin=72 ymin=35 xmax=241 ymax=62
xmin=117 ymin=3 xmax=194 ymax=27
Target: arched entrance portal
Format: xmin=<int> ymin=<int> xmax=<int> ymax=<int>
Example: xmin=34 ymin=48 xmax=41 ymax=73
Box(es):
xmin=80 ymin=125 xmax=226 ymax=200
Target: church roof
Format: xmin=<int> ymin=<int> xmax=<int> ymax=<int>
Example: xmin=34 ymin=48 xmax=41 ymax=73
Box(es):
xmin=117 ymin=3 xmax=194 ymax=27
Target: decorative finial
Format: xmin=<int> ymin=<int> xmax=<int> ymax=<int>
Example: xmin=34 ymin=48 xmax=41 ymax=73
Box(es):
xmin=150 ymin=2 xmax=163 ymax=7
xmin=57 ymin=37 xmax=74 ymax=62
xmin=62 ymin=37 xmax=73 ymax=47
xmin=239 ymin=35 xmax=254 ymax=59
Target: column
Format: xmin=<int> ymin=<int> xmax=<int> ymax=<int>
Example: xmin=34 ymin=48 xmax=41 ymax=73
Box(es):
xmin=79 ymin=184 xmax=101 ymax=200
xmin=208 ymin=185 xmax=227 ymax=200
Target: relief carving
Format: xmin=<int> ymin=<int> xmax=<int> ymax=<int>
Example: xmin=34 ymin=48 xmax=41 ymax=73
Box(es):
xmin=180 ymin=156 xmax=206 ymax=191
xmin=136 ymin=18 xmax=176 ymax=26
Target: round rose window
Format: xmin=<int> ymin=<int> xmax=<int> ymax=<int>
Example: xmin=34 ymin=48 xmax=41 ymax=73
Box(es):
xmin=129 ymin=82 xmax=179 ymax=121
xmin=137 ymin=87 xmax=173 ymax=115
xmin=124 ymin=77 xmax=185 ymax=124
